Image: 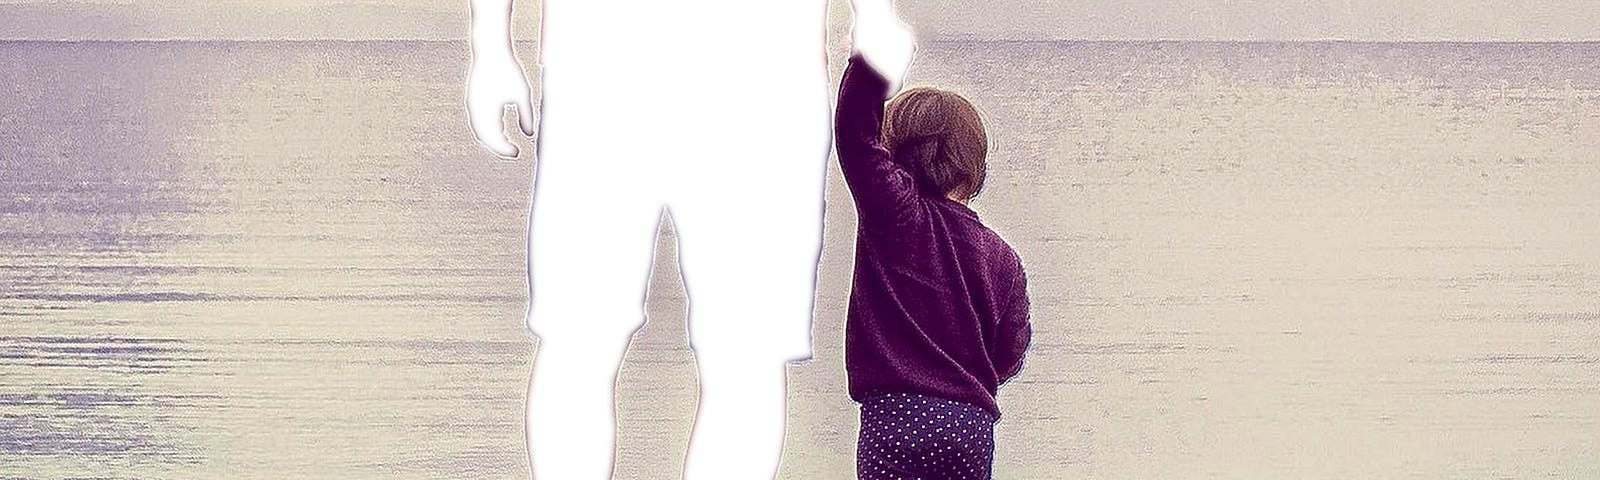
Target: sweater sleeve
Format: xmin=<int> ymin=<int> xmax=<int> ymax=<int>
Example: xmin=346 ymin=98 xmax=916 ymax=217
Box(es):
xmin=835 ymin=54 xmax=921 ymax=231
xmin=993 ymin=259 xmax=1033 ymax=384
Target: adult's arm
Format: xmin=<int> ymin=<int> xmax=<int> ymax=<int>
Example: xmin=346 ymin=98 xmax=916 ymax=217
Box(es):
xmin=467 ymin=0 xmax=536 ymax=158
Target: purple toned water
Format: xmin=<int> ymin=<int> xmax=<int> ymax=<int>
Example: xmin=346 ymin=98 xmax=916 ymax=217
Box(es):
xmin=3 ymin=40 xmax=1599 ymax=478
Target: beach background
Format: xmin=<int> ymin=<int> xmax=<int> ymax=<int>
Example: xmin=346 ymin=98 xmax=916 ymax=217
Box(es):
xmin=4 ymin=1 xmax=1600 ymax=479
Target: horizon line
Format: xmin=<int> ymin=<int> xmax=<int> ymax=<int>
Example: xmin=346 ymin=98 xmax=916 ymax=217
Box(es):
xmin=4 ymin=37 xmax=1599 ymax=45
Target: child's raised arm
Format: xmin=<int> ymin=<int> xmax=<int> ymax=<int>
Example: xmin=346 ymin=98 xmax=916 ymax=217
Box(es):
xmin=835 ymin=54 xmax=920 ymax=230
xmin=835 ymin=0 xmax=920 ymax=231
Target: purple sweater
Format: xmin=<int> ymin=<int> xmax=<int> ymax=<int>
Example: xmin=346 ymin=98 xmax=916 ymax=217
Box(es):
xmin=836 ymin=54 xmax=1033 ymax=418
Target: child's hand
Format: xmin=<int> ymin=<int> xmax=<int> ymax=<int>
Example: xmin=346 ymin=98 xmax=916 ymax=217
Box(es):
xmin=467 ymin=49 xmax=536 ymax=159
xmin=850 ymin=0 xmax=916 ymax=93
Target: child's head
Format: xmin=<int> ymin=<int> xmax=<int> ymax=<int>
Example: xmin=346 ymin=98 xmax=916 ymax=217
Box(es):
xmin=882 ymin=87 xmax=988 ymax=202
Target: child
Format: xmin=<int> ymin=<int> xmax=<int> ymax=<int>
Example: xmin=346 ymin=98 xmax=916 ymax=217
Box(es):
xmin=836 ymin=19 xmax=1034 ymax=480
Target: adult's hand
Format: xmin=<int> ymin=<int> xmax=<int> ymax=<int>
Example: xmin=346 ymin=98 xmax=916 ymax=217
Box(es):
xmin=850 ymin=0 xmax=916 ymax=93
xmin=468 ymin=0 xmax=535 ymax=159
xmin=467 ymin=50 xmax=535 ymax=159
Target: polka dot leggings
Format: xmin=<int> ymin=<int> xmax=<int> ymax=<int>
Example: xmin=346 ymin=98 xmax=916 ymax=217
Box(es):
xmin=857 ymin=392 xmax=997 ymax=480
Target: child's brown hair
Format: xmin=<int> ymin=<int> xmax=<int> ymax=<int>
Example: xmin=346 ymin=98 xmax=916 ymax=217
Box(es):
xmin=882 ymin=87 xmax=988 ymax=201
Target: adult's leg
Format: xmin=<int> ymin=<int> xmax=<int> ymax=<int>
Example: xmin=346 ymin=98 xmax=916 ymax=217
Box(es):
xmin=525 ymin=83 xmax=663 ymax=479
xmin=671 ymin=114 xmax=829 ymax=479
xmin=673 ymin=215 xmax=823 ymax=479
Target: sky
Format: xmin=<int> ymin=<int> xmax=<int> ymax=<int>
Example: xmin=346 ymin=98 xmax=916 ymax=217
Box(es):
xmin=2 ymin=0 xmax=1598 ymax=41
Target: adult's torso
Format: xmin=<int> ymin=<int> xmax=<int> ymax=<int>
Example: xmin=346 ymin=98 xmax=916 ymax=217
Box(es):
xmin=533 ymin=0 xmax=832 ymax=184
xmin=539 ymin=0 xmax=826 ymax=95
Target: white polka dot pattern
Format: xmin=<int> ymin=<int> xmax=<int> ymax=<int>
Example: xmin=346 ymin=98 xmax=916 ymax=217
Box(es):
xmin=856 ymin=392 xmax=997 ymax=479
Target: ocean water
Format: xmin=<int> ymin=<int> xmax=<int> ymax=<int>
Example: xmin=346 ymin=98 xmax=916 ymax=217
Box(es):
xmin=2 ymin=39 xmax=1599 ymax=479
xmin=912 ymin=41 xmax=1600 ymax=479
xmin=1 ymin=40 xmax=537 ymax=479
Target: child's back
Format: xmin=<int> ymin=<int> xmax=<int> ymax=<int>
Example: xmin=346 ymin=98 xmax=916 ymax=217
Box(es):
xmin=843 ymin=172 xmax=1031 ymax=417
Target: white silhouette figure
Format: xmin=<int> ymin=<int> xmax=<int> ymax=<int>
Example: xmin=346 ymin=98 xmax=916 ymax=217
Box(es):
xmin=467 ymin=0 xmax=914 ymax=478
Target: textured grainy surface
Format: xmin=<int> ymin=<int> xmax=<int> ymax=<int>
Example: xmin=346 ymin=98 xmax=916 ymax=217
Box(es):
xmin=3 ymin=37 xmax=1600 ymax=479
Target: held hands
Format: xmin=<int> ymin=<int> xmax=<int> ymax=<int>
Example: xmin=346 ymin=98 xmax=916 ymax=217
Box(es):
xmin=850 ymin=0 xmax=916 ymax=93
xmin=467 ymin=49 xmax=536 ymax=159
